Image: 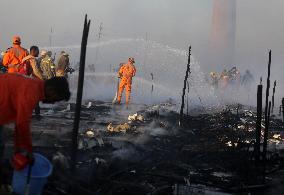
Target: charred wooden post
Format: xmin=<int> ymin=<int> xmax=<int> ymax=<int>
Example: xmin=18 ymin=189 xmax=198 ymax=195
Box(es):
xmin=263 ymin=101 xmax=272 ymax=181
xmin=71 ymin=15 xmax=91 ymax=170
xmin=268 ymin=101 xmax=272 ymax=130
xmin=186 ymin=94 xmax=189 ymax=116
xmin=282 ymin=98 xmax=284 ymax=122
xmin=179 ymin=46 xmax=191 ymax=126
xmin=186 ymin=80 xmax=190 ymax=116
xmin=151 ymin=73 xmax=154 ymax=94
xmin=237 ymin=104 xmax=240 ymax=116
xmin=271 ymin=80 xmax=276 ymax=113
xmin=262 ymin=50 xmax=271 ymax=162
xmin=255 ymin=84 xmax=263 ymax=162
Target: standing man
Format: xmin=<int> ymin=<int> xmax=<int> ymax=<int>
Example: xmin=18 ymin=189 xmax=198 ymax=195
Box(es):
xmin=0 ymin=52 xmax=7 ymax=73
xmin=47 ymin=51 xmax=56 ymax=76
xmin=40 ymin=50 xmax=55 ymax=79
xmin=117 ymin=57 xmax=136 ymax=106
xmin=20 ymin=46 xmax=44 ymax=80
xmin=21 ymin=46 xmax=45 ymax=119
xmin=38 ymin=50 xmax=47 ymax=66
xmin=219 ymin=69 xmax=229 ymax=90
xmin=209 ymin=72 xmax=219 ymax=90
xmin=2 ymin=36 xmax=28 ymax=73
xmin=0 ymin=74 xmax=70 ymax=164
xmin=241 ymin=69 xmax=254 ymax=88
xmin=56 ymin=51 xmax=70 ymax=77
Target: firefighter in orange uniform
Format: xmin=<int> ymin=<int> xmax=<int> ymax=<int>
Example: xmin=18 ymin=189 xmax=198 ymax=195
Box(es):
xmin=0 ymin=74 xmax=70 ymax=166
xmin=117 ymin=57 xmax=136 ymax=105
xmin=2 ymin=36 xmax=28 ymax=73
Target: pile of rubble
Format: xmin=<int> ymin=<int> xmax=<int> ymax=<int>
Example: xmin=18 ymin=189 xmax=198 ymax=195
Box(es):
xmin=36 ymin=101 xmax=283 ymax=194
xmin=3 ymin=101 xmax=283 ymax=194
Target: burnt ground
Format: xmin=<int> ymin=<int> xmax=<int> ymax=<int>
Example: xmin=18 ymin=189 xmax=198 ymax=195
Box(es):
xmin=1 ymin=101 xmax=284 ymax=195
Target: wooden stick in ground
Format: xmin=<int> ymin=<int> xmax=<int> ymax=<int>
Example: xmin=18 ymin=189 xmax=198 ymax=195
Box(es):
xmin=179 ymin=46 xmax=191 ymax=126
xmin=262 ymin=50 xmax=271 ymax=163
xmin=186 ymin=80 xmax=189 ymax=116
xmin=255 ymin=84 xmax=263 ymax=162
xmin=263 ymin=101 xmax=272 ymax=182
xmin=71 ymin=15 xmax=91 ymax=170
xmin=151 ymin=73 xmax=154 ymax=94
xmin=271 ymin=80 xmax=276 ymax=113
xmin=150 ymin=73 xmax=154 ymax=104
xmin=282 ymin=98 xmax=284 ymax=122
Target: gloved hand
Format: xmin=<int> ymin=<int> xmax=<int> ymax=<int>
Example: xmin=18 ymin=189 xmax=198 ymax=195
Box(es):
xmin=12 ymin=150 xmax=34 ymax=170
xmin=12 ymin=153 xmax=29 ymax=170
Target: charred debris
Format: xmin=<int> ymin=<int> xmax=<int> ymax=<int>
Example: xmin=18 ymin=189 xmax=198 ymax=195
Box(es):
xmin=35 ymin=47 xmax=283 ymax=194
xmin=31 ymin=100 xmax=284 ymax=195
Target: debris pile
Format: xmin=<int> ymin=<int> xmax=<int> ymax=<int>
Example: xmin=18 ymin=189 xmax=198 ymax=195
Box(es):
xmin=4 ymin=101 xmax=283 ymax=194
xmin=78 ymin=128 xmax=104 ymax=150
xmin=128 ymin=113 xmax=144 ymax=122
xmin=107 ymin=123 xmax=133 ymax=133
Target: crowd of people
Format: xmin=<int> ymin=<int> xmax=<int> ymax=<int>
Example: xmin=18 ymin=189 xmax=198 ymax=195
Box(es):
xmin=0 ymin=36 xmax=72 ymax=78
xmin=0 ymin=36 xmax=137 ymax=183
xmin=0 ymin=36 xmax=73 ymax=176
xmin=208 ymin=66 xmax=255 ymax=91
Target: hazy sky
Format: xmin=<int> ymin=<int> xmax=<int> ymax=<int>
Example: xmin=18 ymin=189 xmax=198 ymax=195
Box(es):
xmin=1 ymin=0 xmax=284 ymax=72
xmin=0 ymin=0 xmax=211 ymax=48
xmin=1 ymin=0 xmax=283 ymax=54
xmin=0 ymin=0 xmax=283 ymax=47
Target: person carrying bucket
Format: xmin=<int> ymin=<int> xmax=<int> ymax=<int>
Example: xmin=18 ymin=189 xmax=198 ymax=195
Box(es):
xmin=116 ymin=57 xmax=136 ymax=106
xmin=0 ymin=75 xmax=70 ymax=170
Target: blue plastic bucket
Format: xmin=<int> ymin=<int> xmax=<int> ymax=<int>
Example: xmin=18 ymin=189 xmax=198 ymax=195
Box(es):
xmin=12 ymin=153 xmax=53 ymax=195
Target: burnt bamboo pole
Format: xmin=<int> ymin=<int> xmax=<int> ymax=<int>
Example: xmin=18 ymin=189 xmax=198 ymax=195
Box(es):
xmin=271 ymin=81 xmax=276 ymax=113
xmin=262 ymin=50 xmax=271 ymax=164
xmin=268 ymin=101 xmax=272 ymax=133
xmin=151 ymin=73 xmax=154 ymax=94
xmin=71 ymin=15 xmax=91 ymax=170
xmin=255 ymin=84 xmax=263 ymax=162
xmin=263 ymin=101 xmax=272 ymax=181
xmin=150 ymin=73 xmax=154 ymax=104
xmin=186 ymin=80 xmax=190 ymax=116
xmin=282 ymin=98 xmax=284 ymax=122
xmin=179 ymin=46 xmax=191 ymax=126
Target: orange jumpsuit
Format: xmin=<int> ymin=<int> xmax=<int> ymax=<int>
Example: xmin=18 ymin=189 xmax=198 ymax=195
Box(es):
xmin=0 ymin=74 xmax=45 ymax=152
xmin=2 ymin=45 xmax=28 ymax=73
xmin=117 ymin=63 xmax=136 ymax=105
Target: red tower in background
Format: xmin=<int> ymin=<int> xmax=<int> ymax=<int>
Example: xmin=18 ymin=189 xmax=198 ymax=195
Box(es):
xmin=209 ymin=0 xmax=236 ymax=71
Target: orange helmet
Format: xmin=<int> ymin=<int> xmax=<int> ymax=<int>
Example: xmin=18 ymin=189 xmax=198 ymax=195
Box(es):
xmin=13 ymin=36 xmax=21 ymax=44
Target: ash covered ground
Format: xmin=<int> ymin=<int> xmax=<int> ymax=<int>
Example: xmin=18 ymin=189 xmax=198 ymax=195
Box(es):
xmin=2 ymin=100 xmax=284 ymax=195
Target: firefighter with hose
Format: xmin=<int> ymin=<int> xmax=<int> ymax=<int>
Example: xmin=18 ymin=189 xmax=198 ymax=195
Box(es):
xmin=114 ymin=57 xmax=136 ymax=106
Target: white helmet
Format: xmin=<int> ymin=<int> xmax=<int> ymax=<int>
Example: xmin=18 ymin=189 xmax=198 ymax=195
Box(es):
xmin=40 ymin=50 xmax=47 ymax=57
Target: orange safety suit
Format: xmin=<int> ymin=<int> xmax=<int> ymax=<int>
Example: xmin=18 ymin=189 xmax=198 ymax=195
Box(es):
xmin=117 ymin=63 xmax=136 ymax=105
xmin=0 ymin=74 xmax=45 ymax=152
xmin=2 ymin=45 xmax=28 ymax=73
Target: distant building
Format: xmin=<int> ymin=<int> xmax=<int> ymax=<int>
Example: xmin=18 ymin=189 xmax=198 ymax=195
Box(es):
xmin=208 ymin=0 xmax=236 ymax=71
